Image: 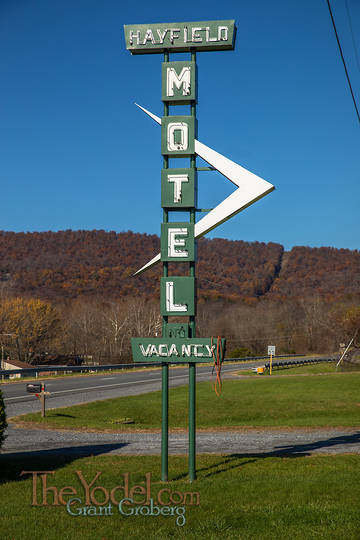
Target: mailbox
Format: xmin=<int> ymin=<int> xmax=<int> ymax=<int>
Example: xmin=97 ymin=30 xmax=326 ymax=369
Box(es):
xmin=26 ymin=383 xmax=44 ymax=394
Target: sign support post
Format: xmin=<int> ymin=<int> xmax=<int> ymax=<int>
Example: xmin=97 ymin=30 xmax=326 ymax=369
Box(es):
xmin=189 ymin=360 xmax=196 ymax=480
xmin=268 ymin=345 xmax=276 ymax=375
xmin=189 ymin=49 xmax=197 ymax=481
xmin=161 ymin=48 xmax=170 ymax=482
xmin=161 ymin=360 xmax=169 ymax=481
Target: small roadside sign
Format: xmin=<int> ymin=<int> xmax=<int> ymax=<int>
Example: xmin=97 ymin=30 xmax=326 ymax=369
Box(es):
xmin=267 ymin=345 xmax=275 ymax=356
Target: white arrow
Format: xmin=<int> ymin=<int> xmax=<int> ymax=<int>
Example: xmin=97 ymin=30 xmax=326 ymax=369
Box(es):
xmin=134 ymin=104 xmax=275 ymax=275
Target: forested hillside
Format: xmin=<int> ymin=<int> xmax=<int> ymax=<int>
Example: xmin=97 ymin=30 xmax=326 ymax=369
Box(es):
xmin=0 ymin=230 xmax=283 ymax=301
xmin=269 ymin=246 xmax=360 ymax=300
xmin=0 ymin=230 xmax=359 ymax=302
xmin=0 ymin=230 xmax=359 ymax=361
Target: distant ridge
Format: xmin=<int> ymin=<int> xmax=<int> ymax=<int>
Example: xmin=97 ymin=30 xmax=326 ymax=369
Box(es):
xmin=0 ymin=230 xmax=358 ymax=302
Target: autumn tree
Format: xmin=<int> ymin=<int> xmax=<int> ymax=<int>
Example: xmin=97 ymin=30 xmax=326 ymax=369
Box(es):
xmin=101 ymin=299 xmax=130 ymax=360
xmin=61 ymin=297 xmax=161 ymax=363
xmin=0 ymin=297 xmax=61 ymax=363
xmin=61 ymin=298 xmax=103 ymax=360
xmin=332 ymin=304 xmax=360 ymax=346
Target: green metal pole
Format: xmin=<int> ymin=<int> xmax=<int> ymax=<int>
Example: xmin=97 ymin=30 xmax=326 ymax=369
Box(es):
xmin=189 ymin=48 xmax=197 ymax=482
xmin=161 ymin=205 xmax=168 ymax=481
xmin=189 ymin=362 xmax=196 ymax=481
xmin=161 ymin=49 xmax=169 ymax=482
xmin=161 ymin=209 xmax=168 ymax=482
xmin=161 ymin=361 xmax=168 ymax=481
xmin=189 ymin=48 xmax=196 ymax=339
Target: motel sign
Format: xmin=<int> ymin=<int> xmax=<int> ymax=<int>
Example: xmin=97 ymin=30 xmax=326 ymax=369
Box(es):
xmin=124 ymin=19 xmax=274 ymax=482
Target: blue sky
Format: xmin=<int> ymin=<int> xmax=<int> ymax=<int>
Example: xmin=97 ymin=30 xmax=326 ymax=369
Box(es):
xmin=0 ymin=0 xmax=359 ymax=251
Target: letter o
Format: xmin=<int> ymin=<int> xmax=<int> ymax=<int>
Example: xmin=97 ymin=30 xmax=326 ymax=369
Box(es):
xmin=91 ymin=486 xmax=109 ymax=505
xmin=169 ymin=490 xmax=183 ymax=505
xmin=167 ymin=123 xmax=188 ymax=152
xmin=157 ymin=488 xmax=171 ymax=505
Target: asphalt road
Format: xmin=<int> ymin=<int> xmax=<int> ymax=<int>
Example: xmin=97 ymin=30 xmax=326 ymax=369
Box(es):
xmin=2 ymin=361 xmax=262 ymax=418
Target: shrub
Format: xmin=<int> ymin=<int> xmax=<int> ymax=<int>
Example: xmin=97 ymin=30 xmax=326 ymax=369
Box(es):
xmin=228 ymin=347 xmax=253 ymax=358
xmin=0 ymin=389 xmax=7 ymax=449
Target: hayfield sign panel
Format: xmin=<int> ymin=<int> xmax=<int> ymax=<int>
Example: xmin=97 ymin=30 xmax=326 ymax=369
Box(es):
xmin=124 ymin=20 xmax=236 ymax=54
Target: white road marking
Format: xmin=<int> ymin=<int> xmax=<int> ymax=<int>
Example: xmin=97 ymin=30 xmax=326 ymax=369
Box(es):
xmin=4 ymin=373 xmax=191 ymax=401
xmin=3 ymin=364 xmax=246 ymax=402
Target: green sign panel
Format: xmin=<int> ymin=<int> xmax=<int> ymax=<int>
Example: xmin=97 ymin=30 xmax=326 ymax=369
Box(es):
xmin=163 ymin=323 xmax=191 ymax=339
xmin=162 ymin=61 xmax=197 ymax=104
xmin=161 ymin=222 xmax=195 ymax=262
xmin=160 ymin=276 xmax=196 ymax=317
xmin=124 ymin=20 xmax=236 ymax=54
xmin=161 ymin=116 xmax=196 ymax=157
xmin=131 ymin=337 xmax=226 ymax=363
xmin=161 ymin=168 xmax=197 ymax=209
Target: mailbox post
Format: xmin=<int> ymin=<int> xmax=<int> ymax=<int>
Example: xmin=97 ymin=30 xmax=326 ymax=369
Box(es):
xmin=26 ymin=382 xmax=50 ymax=417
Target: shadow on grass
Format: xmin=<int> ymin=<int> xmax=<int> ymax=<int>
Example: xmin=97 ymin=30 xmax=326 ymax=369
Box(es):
xmin=273 ymin=430 xmax=360 ymax=454
xmin=171 ymin=430 xmax=360 ymax=481
xmin=50 ymin=413 xmax=76 ymax=418
xmin=0 ymin=442 xmax=128 ymax=485
xmin=2 ymin=428 xmax=360 ymax=485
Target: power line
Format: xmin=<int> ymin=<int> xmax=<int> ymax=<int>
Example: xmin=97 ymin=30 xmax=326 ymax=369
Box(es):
xmin=326 ymin=0 xmax=360 ymax=123
xmin=345 ymin=0 xmax=360 ymax=74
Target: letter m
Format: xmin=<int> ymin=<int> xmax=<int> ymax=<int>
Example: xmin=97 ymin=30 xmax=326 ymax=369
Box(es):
xmin=167 ymin=67 xmax=191 ymax=97
xmin=183 ymin=491 xmax=200 ymax=505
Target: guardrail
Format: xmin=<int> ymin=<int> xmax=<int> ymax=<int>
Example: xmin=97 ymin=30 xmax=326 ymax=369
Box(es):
xmin=226 ymin=354 xmax=306 ymax=362
xmin=264 ymin=357 xmax=336 ymax=370
xmin=0 ymin=354 xmax=327 ymax=379
xmin=0 ymin=362 xmax=155 ymax=378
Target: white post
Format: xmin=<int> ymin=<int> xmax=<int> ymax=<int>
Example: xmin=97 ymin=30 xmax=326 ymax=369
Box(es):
xmin=336 ymin=336 xmax=355 ymax=368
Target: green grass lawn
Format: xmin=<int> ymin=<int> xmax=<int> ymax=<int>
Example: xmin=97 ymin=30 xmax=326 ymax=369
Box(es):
xmin=13 ymin=370 xmax=360 ymax=430
xmin=3 ymin=364 xmax=360 ymax=538
xmin=0 ymin=453 xmax=359 ymax=540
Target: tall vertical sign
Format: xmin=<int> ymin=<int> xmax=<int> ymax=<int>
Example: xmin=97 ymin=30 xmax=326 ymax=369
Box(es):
xmin=125 ymin=20 xmax=274 ymax=482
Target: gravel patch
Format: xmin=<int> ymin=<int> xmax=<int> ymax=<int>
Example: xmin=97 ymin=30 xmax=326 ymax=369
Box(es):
xmin=2 ymin=425 xmax=360 ymax=457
